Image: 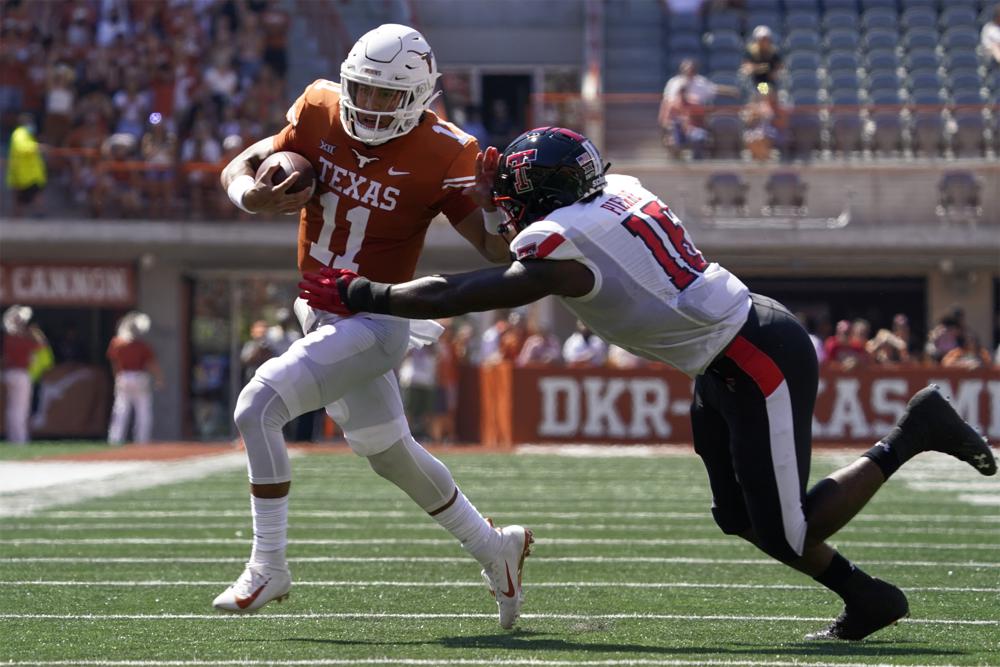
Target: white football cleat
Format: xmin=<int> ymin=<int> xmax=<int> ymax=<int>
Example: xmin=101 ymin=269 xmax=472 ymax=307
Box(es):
xmin=481 ymin=523 xmax=534 ymax=629
xmin=212 ymin=562 xmax=291 ymax=613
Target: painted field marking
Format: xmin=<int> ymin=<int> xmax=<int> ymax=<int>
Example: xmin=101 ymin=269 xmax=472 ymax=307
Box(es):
xmin=0 ymin=611 xmax=995 ymax=626
xmin=3 ymin=556 xmax=999 ymax=568
xmin=2 ymin=579 xmax=996 ymax=593
xmin=3 ymin=537 xmax=997 ymax=550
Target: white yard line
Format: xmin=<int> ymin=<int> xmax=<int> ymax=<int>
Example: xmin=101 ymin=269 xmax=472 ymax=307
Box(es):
xmin=3 ymin=555 xmax=999 ymax=568
xmin=0 ymin=660 xmax=983 ymax=667
xmin=0 ymin=453 xmax=255 ymax=517
xmin=0 ymin=659 xmax=979 ymax=667
xmin=2 ymin=579 xmax=996 ymax=593
xmin=0 ymin=611 xmax=995 ymax=626
xmin=3 ymin=537 xmax=997 ymax=550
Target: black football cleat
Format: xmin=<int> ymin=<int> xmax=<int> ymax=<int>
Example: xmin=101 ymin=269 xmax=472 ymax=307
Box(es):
xmin=891 ymin=385 xmax=997 ymax=476
xmin=805 ymin=578 xmax=909 ymax=641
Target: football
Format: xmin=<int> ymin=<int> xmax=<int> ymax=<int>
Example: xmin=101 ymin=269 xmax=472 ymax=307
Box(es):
xmin=256 ymin=151 xmax=316 ymax=195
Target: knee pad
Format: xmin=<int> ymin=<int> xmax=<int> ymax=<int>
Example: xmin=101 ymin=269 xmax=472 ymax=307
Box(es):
xmin=234 ymin=379 xmax=293 ymax=485
xmin=365 ymin=437 xmax=455 ymax=511
xmin=234 ymin=379 xmax=290 ymax=435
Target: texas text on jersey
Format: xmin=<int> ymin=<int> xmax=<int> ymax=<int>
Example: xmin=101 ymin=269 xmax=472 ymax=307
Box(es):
xmin=508 ymin=173 xmax=752 ymax=378
xmin=274 ymin=79 xmax=479 ymax=282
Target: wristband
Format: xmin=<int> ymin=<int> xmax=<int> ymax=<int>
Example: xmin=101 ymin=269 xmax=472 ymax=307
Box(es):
xmin=345 ymin=277 xmax=393 ymax=314
xmin=483 ymin=207 xmax=505 ymax=235
xmin=227 ymin=174 xmax=256 ymax=214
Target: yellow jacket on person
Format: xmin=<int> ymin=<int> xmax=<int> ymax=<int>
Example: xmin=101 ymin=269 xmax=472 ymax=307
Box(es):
xmin=6 ymin=126 xmax=47 ymax=190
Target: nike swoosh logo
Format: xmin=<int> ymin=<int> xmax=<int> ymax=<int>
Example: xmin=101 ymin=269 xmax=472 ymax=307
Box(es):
xmin=387 ymin=167 xmax=410 ymax=176
xmin=235 ymin=578 xmax=270 ymax=609
xmin=501 ymin=562 xmax=516 ymax=598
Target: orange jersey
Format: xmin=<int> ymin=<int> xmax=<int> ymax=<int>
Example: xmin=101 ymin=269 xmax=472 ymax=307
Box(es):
xmin=273 ymin=79 xmax=480 ymax=283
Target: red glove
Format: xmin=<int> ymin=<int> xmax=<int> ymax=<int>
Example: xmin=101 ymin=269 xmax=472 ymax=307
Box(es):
xmin=298 ymin=266 xmax=360 ymax=315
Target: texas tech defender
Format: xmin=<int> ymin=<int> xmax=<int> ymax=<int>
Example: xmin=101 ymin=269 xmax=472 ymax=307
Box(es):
xmin=215 ymin=24 xmax=531 ymax=629
xmin=300 ymin=126 xmax=997 ymax=641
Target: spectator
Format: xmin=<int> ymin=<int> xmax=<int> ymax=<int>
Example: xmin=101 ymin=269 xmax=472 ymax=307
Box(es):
xmin=2 ymin=306 xmax=41 ymax=445
xmin=607 ymin=344 xmax=646 ymax=369
xmin=661 ymin=58 xmax=738 ymax=109
xmin=43 ymin=63 xmax=75 ymax=145
xmin=660 ymin=85 xmax=711 ymax=159
xmin=5 ymin=113 xmax=47 ymax=217
xmin=461 ymin=105 xmax=489 ymax=148
xmin=516 ymin=318 xmax=562 ymax=366
xmin=823 ymin=318 xmax=871 ymax=368
xmin=498 ymin=311 xmax=528 ymax=362
xmin=399 ymin=345 xmax=437 ymax=440
xmin=741 ymin=26 xmax=782 ymax=93
xmin=866 ymin=314 xmax=913 ymax=365
xmin=112 ymin=73 xmax=151 ymax=140
xmin=981 ymin=4 xmax=1000 ymax=65
xmin=563 ymin=321 xmax=608 ymax=367
xmin=478 ymin=311 xmax=510 ymax=364
xmin=925 ymin=307 xmax=966 ymax=363
xmin=107 ymin=311 xmax=163 ymax=446
xmin=795 ymin=312 xmax=826 ymax=364
xmin=240 ymin=319 xmax=276 ymax=385
xmin=431 ymin=321 xmax=460 ymax=444
xmin=742 ymin=86 xmax=778 ymax=162
xmin=941 ymin=333 xmax=992 ymax=370
xmin=180 ymin=120 xmax=224 ymax=218
xmin=92 ymin=132 xmax=142 ymax=218
xmin=140 ymin=113 xmax=177 ymax=216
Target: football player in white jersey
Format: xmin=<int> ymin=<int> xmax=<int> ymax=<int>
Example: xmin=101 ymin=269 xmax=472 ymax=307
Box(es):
xmin=300 ymin=126 xmax=997 ymax=641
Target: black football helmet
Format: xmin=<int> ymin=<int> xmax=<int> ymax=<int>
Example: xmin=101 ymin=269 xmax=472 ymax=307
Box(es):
xmin=493 ymin=127 xmax=608 ymax=233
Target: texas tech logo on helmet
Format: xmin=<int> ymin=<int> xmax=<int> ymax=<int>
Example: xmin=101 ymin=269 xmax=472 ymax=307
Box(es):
xmin=505 ymin=149 xmax=537 ymax=194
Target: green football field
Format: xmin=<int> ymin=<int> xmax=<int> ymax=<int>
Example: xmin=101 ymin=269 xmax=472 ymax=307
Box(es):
xmin=1 ymin=445 xmax=998 ymax=666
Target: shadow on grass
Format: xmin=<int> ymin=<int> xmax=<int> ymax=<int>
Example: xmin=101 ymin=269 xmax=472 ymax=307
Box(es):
xmin=274 ymin=632 xmax=964 ymax=658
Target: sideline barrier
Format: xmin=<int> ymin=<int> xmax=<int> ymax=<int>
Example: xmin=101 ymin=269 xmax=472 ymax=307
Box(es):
xmin=478 ymin=363 xmax=999 ymax=448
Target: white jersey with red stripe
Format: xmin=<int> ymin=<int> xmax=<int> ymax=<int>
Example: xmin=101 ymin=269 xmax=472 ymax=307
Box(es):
xmin=509 ymin=174 xmax=751 ymax=377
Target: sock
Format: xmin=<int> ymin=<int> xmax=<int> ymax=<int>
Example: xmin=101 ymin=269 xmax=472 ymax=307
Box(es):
xmin=862 ymin=438 xmax=904 ymax=480
xmin=429 ymin=488 xmax=502 ymax=566
xmin=815 ymin=552 xmax=870 ymax=603
xmin=249 ymin=495 xmax=288 ymax=568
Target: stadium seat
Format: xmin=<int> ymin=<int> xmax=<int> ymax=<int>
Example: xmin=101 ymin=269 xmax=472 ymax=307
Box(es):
xmin=870 ymin=112 xmax=904 ymax=155
xmin=861 ymin=8 xmax=899 ymax=32
xmin=830 ymin=71 xmax=861 ymax=91
xmin=945 ymin=51 xmax=980 ymax=73
xmin=708 ymin=51 xmax=744 ymax=73
xmin=765 ymin=172 xmax=807 ymax=211
xmin=830 ymin=88 xmax=861 ymax=106
xmin=949 ymin=73 xmax=983 ymax=95
xmin=670 ymin=33 xmax=704 ymax=54
xmin=747 ymin=11 xmax=782 ymax=35
xmin=825 ymin=29 xmax=860 ymax=52
xmin=788 ymin=111 xmax=822 ymax=160
xmin=940 ymin=6 xmax=978 ymax=29
xmin=822 ymin=11 xmax=859 ymax=33
xmin=937 ymin=171 xmax=981 ymax=215
xmin=705 ymin=172 xmax=749 ymax=213
xmin=899 ymin=0 xmax=937 ymax=8
xmin=786 ymin=11 xmax=821 ymax=32
xmin=708 ymin=113 xmax=743 ymax=158
xmin=951 ymin=90 xmax=984 ymax=106
xmin=866 ymin=49 xmax=900 ymax=73
xmin=826 ymin=51 xmax=860 ymax=75
xmin=901 ymin=7 xmax=937 ymax=31
xmin=910 ymin=106 xmax=946 ymax=157
xmin=822 ymin=0 xmax=859 ymax=11
xmin=909 ymin=71 xmax=945 ymax=93
xmin=783 ymin=0 xmax=820 ymax=12
xmin=787 ymin=50 xmax=821 ymax=72
xmin=745 ymin=0 xmax=779 ymax=10
xmin=791 ymin=70 xmax=822 ymax=91
xmin=831 ymin=109 xmax=864 ymax=154
xmin=863 ymin=29 xmax=898 ymax=52
xmin=867 ymin=71 xmax=901 ymax=93
xmin=942 ymin=28 xmax=979 ymax=53
xmin=785 ymin=29 xmax=822 ymax=52
xmin=667 ymin=53 xmax=704 ymax=74
xmin=902 ymin=29 xmax=938 ymax=52
xmin=860 ymin=0 xmax=897 ymax=10
xmin=669 ymin=12 xmax=703 ymax=34
xmin=705 ymin=31 xmax=745 ymax=53
xmin=868 ymin=88 xmax=904 ymax=106
xmin=707 ymin=11 xmax=743 ymax=33
xmin=791 ymin=89 xmax=821 ymax=107
xmin=905 ymin=49 xmax=940 ymax=72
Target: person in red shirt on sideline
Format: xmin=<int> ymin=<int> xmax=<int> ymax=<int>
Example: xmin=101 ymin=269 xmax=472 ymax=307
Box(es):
xmin=107 ymin=311 xmax=164 ymax=445
xmin=2 ymin=305 xmax=41 ymax=444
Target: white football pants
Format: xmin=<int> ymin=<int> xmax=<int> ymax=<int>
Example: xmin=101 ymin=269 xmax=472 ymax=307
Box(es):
xmin=108 ymin=371 xmax=153 ymax=444
xmin=239 ymin=303 xmax=413 ymax=484
xmin=3 ymin=369 xmax=31 ymax=444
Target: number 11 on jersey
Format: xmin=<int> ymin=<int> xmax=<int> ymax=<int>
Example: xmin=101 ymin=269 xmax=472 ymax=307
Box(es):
xmin=309 ymin=191 xmax=370 ymax=271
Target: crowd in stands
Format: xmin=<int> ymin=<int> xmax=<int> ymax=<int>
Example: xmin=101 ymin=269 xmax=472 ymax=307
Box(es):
xmin=1 ymin=0 xmax=289 ymax=218
xmin=658 ymin=0 xmax=1000 ymax=162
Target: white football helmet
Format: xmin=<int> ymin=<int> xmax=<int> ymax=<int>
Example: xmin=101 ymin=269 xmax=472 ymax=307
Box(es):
xmin=339 ymin=23 xmax=441 ymax=145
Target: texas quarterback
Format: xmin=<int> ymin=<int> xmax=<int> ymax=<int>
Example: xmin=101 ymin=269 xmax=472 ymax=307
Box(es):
xmin=215 ymin=24 xmax=531 ymax=629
